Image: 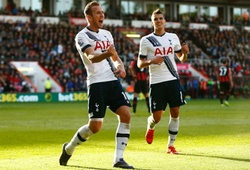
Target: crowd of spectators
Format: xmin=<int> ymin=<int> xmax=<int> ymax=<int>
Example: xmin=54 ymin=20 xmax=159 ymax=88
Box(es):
xmin=1 ymin=0 xmax=250 ymax=26
xmin=0 ymin=63 xmax=29 ymax=93
xmin=0 ymin=18 xmax=137 ymax=93
xmin=0 ymin=4 xmax=250 ymax=98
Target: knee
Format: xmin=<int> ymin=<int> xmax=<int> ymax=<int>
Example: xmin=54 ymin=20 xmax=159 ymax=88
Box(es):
xmin=90 ymin=127 xmax=101 ymax=134
xmin=152 ymin=111 xmax=163 ymax=123
xmin=120 ymin=112 xmax=131 ymax=123
xmin=170 ymin=107 xmax=180 ymax=118
xmin=116 ymin=106 xmax=131 ymax=123
xmin=153 ymin=116 xmax=161 ymax=123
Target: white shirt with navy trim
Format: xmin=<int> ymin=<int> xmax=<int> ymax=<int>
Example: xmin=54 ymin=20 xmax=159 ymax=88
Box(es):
xmin=75 ymin=27 xmax=117 ymax=85
xmin=139 ymin=32 xmax=181 ymax=84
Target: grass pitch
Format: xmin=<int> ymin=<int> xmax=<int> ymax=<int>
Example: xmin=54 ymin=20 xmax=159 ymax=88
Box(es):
xmin=0 ymin=99 xmax=250 ymax=170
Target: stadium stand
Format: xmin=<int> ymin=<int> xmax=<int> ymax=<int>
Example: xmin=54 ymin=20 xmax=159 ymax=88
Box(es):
xmin=0 ymin=1 xmax=250 ymax=98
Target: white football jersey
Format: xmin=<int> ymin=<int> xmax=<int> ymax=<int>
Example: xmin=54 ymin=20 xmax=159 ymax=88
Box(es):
xmin=139 ymin=32 xmax=182 ymax=84
xmin=75 ymin=27 xmax=117 ymax=85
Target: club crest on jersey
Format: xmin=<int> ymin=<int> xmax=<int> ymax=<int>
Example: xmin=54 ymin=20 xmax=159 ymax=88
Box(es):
xmin=94 ymin=41 xmax=111 ymax=51
xmin=78 ymin=38 xmax=84 ymax=47
xmin=154 ymin=46 xmax=173 ymax=56
xmin=168 ymin=39 xmax=172 ymax=45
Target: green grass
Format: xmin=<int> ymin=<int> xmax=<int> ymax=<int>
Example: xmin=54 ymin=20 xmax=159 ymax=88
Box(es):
xmin=0 ymin=99 xmax=250 ymax=170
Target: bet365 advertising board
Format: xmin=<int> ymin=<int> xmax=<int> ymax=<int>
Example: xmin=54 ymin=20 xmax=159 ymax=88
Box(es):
xmin=0 ymin=92 xmax=140 ymax=102
xmin=0 ymin=92 xmax=88 ymax=102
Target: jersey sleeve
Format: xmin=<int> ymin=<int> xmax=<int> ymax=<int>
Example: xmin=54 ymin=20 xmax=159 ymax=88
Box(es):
xmin=138 ymin=37 xmax=148 ymax=59
xmin=107 ymin=31 xmax=114 ymax=44
xmin=75 ymin=32 xmax=91 ymax=53
xmin=173 ymin=34 xmax=182 ymax=53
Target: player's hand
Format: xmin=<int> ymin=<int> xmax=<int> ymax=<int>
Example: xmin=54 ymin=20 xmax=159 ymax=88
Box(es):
xmin=106 ymin=45 xmax=117 ymax=56
xmin=114 ymin=68 xmax=126 ymax=78
xmin=181 ymin=43 xmax=189 ymax=54
xmin=150 ymin=56 xmax=164 ymax=65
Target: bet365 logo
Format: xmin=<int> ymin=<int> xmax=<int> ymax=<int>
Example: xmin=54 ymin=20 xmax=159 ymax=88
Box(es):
xmin=0 ymin=94 xmax=17 ymax=102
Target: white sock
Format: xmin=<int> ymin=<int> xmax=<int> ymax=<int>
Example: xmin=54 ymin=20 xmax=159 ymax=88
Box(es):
xmin=114 ymin=122 xmax=130 ymax=163
xmin=168 ymin=117 xmax=179 ymax=147
xmin=66 ymin=125 xmax=93 ymax=155
xmin=147 ymin=115 xmax=156 ymax=129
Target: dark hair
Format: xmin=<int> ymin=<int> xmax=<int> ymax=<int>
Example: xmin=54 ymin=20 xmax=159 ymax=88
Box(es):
xmin=134 ymin=51 xmax=139 ymax=56
xmin=83 ymin=1 xmax=100 ymax=16
xmin=221 ymin=58 xmax=228 ymax=64
xmin=151 ymin=8 xmax=164 ymax=21
xmin=152 ymin=8 xmax=163 ymax=16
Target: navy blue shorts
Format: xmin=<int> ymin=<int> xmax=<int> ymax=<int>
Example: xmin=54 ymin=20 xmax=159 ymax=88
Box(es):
xmin=87 ymin=80 xmax=131 ymax=119
xmin=149 ymin=79 xmax=186 ymax=112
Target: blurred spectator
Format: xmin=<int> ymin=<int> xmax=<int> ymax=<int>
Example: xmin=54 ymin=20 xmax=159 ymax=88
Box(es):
xmin=199 ymin=79 xmax=207 ymax=98
xmin=21 ymin=81 xmax=31 ymax=92
xmin=207 ymin=78 xmax=215 ymax=99
xmin=234 ymin=62 xmax=243 ymax=77
xmin=0 ymin=7 xmax=249 ymax=98
xmin=44 ymin=77 xmax=52 ymax=92
xmin=65 ymin=77 xmax=74 ymax=92
xmin=191 ymin=78 xmax=199 ymax=99
xmin=242 ymin=83 xmax=249 ymax=98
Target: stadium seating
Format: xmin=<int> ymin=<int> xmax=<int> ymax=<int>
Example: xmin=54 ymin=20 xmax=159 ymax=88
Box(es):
xmin=0 ymin=7 xmax=249 ymax=98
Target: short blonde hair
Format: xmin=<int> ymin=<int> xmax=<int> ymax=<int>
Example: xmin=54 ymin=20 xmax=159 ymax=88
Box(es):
xmin=83 ymin=1 xmax=100 ymax=17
